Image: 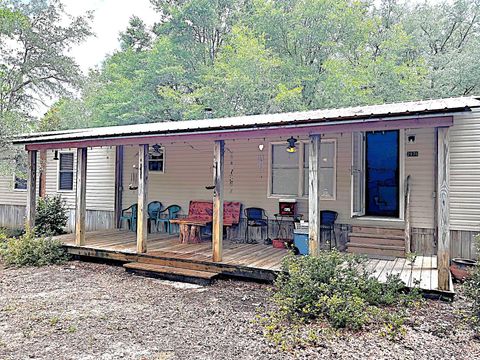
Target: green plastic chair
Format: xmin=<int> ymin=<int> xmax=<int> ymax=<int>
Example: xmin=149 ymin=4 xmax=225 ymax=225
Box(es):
xmin=147 ymin=201 xmax=163 ymax=232
xmin=157 ymin=205 xmax=182 ymax=234
xmin=120 ymin=204 xmax=137 ymax=232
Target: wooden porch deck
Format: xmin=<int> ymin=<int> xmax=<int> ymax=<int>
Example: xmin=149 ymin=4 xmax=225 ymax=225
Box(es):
xmin=54 ymin=230 xmax=453 ymax=296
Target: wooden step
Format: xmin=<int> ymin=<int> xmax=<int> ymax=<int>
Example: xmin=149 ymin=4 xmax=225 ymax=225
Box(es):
xmin=351 ymin=226 xmax=405 ymax=237
xmin=349 ymin=234 xmax=405 ymax=247
xmin=347 ymin=243 xmax=406 ymax=258
xmin=124 ymin=262 xmax=220 ymax=285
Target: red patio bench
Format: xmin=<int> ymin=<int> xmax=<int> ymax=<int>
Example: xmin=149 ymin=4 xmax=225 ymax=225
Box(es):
xmin=170 ymin=200 xmax=241 ymax=244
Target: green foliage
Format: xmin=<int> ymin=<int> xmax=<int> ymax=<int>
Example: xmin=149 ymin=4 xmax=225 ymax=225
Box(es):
xmin=35 ymin=195 xmax=68 ymax=236
xmin=465 ymin=235 xmax=480 ymax=334
xmin=0 ymin=228 xmax=68 ymax=267
xmin=0 ymin=0 xmax=92 ymax=172
xmin=42 ymin=0 xmax=480 ymax=129
xmin=259 ymin=251 xmax=421 ymax=349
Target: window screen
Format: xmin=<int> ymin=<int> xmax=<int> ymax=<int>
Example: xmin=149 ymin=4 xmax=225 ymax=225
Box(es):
xmin=149 ymin=147 xmax=164 ymax=172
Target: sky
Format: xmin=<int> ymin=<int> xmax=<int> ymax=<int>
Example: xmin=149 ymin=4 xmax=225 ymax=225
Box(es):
xmin=62 ymin=0 xmax=159 ymax=73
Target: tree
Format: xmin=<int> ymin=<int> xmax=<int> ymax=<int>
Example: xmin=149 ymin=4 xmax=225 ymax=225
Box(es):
xmin=0 ymin=0 xmax=92 ymax=173
xmin=119 ymin=15 xmax=153 ymax=52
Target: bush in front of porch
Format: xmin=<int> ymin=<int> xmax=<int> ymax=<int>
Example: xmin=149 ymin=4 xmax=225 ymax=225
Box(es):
xmin=258 ymin=250 xmax=421 ymax=349
xmin=0 ymin=228 xmax=68 ymax=267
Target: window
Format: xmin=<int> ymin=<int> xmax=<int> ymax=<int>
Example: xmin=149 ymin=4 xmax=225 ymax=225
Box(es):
xmin=149 ymin=146 xmax=164 ymax=172
xmin=58 ymin=152 xmax=74 ymax=191
xmin=13 ymin=157 xmax=27 ymax=191
xmin=271 ymin=144 xmax=299 ymax=196
xmin=303 ymin=141 xmax=336 ymax=199
xmin=270 ymin=140 xmax=336 ymax=199
xmin=13 ymin=176 xmax=27 ymax=191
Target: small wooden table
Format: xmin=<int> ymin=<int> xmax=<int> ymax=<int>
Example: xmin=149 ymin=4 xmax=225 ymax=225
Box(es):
xmin=176 ymin=220 xmax=208 ymax=244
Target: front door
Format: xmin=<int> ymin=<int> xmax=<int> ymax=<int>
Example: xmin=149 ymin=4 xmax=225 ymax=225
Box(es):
xmin=365 ymin=130 xmax=400 ymax=217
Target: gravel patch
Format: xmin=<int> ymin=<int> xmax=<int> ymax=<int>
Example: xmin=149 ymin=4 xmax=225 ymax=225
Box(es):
xmin=0 ymin=261 xmax=479 ymax=359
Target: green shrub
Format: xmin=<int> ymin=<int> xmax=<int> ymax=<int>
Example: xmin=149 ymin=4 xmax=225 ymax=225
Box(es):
xmin=465 ymin=235 xmax=480 ymax=334
xmin=260 ymin=251 xmax=421 ymax=348
xmin=0 ymin=228 xmax=68 ymax=267
xmin=35 ymin=195 xmax=68 ymax=236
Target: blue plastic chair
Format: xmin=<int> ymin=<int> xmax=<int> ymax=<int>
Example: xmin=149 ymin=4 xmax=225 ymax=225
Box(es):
xmin=120 ymin=204 xmax=137 ymax=232
xmin=244 ymin=207 xmax=268 ymax=243
xmin=320 ymin=210 xmax=338 ymax=249
xmin=147 ymin=201 xmax=163 ymax=233
xmin=157 ymin=205 xmax=182 ymax=234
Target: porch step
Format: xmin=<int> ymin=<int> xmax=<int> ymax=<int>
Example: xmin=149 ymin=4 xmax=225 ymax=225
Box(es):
xmin=351 ymin=226 xmax=404 ymax=237
xmin=123 ymin=262 xmax=220 ymax=285
xmin=349 ymin=233 xmax=405 ymax=247
xmin=347 ymin=243 xmax=406 ymax=258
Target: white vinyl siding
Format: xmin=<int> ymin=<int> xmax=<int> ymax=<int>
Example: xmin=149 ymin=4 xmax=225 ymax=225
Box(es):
xmin=404 ymin=128 xmax=435 ymax=229
xmin=45 ymin=147 xmax=116 ymax=211
xmin=450 ymin=109 xmax=480 ymax=231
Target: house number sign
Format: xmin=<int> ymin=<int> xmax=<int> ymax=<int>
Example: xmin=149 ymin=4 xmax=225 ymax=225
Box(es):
xmin=407 ymin=151 xmax=419 ymax=157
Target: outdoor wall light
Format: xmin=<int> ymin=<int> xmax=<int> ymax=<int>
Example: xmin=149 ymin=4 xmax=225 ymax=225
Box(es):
xmin=258 ymin=144 xmax=264 ymax=151
xmin=53 ymin=150 xmax=59 ymax=161
xmin=152 ymin=143 xmax=162 ymax=154
xmin=286 ymin=136 xmax=298 ymax=153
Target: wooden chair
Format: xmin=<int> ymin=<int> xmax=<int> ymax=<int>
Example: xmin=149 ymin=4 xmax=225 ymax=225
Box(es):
xmin=120 ymin=204 xmax=137 ymax=232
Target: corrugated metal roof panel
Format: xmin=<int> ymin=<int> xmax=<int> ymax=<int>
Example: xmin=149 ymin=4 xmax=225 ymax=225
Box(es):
xmin=16 ymin=96 xmax=480 ymax=144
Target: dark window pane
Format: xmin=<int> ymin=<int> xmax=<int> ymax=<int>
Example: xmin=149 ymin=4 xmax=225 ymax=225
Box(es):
xmin=59 ymin=172 xmax=73 ymax=190
xmin=60 ymin=153 xmax=74 ymax=171
xmin=149 ymin=161 xmax=163 ymax=172
xmin=14 ymin=176 xmax=27 ymax=190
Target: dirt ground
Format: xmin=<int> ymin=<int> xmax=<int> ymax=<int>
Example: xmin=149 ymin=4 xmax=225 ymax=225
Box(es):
xmin=1 ymin=260 xmax=479 ymax=360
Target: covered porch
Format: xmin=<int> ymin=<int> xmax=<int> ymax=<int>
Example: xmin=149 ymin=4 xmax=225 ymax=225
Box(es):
xmin=16 ymin=99 xmax=469 ymax=294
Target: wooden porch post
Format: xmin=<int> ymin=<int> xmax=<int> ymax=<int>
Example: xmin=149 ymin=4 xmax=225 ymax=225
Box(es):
xmin=75 ymin=148 xmax=87 ymax=246
xmin=26 ymin=150 xmax=37 ymax=229
xmin=212 ymin=140 xmax=224 ymax=262
xmin=437 ymin=127 xmax=450 ymax=291
xmin=308 ymin=134 xmax=321 ymax=256
xmin=137 ymin=144 xmax=149 ymax=253
xmin=114 ymin=145 xmax=124 ymax=228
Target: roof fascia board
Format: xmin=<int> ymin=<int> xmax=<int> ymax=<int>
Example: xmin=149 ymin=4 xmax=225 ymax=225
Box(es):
xmin=25 ymin=115 xmax=454 ymax=151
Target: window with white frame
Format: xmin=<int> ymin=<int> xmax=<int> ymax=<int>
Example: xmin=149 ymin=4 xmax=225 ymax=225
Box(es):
xmin=270 ymin=140 xmax=336 ymax=199
xmin=13 ymin=157 xmax=27 ymax=191
xmin=58 ymin=152 xmax=74 ymax=191
xmin=149 ymin=145 xmax=164 ymax=172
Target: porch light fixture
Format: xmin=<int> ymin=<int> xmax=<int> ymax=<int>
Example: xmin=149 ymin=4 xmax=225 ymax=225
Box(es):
xmin=151 ymin=144 xmax=162 ymax=155
xmin=286 ymin=136 xmax=298 ymax=153
xmin=53 ymin=150 xmax=59 ymax=161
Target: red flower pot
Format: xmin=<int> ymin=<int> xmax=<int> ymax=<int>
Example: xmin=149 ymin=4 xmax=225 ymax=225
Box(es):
xmin=450 ymin=258 xmax=477 ymax=282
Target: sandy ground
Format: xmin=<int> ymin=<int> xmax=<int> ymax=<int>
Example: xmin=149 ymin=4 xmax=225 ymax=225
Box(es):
xmin=1 ymin=260 xmax=479 ymax=360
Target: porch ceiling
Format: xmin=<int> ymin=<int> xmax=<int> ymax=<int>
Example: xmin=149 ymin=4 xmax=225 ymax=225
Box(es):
xmin=16 ymin=96 xmax=480 ymax=150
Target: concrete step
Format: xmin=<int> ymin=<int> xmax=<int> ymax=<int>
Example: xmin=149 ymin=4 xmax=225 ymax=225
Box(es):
xmin=124 ymin=262 xmax=220 ymax=285
xmin=351 ymin=226 xmax=404 ymax=237
xmin=347 ymin=243 xmax=406 ymax=258
xmin=349 ymin=234 xmax=405 ymax=247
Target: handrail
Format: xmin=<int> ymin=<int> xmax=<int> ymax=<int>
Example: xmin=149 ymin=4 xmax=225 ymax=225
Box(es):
xmin=404 ymin=175 xmax=411 ymax=254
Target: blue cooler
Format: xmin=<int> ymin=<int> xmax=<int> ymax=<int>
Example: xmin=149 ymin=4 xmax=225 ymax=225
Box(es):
xmin=293 ymin=228 xmax=309 ymax=255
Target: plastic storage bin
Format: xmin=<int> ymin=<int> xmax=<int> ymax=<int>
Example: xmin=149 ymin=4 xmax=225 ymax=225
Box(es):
xmin=293 ymin=229 xmax=309 ymax=255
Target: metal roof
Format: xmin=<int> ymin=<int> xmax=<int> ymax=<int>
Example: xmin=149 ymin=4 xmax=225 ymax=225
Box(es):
xmin=16 ymin=96 xmax=480 ymax=145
